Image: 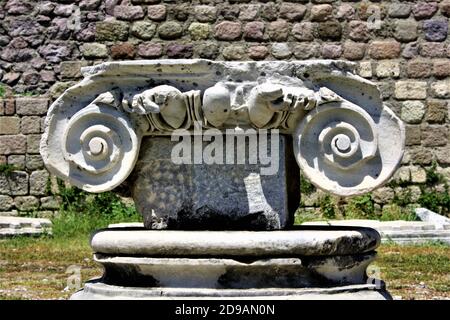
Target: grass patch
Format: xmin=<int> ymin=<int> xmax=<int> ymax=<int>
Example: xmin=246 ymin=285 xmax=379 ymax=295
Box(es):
xmin=52 ymin=182 xmax=141 ymax=239
xmin=0 ymin=185 xmax=142 ymax=300
xmin=0 ymin=164 xmax=18 ymax=177
xmin=377 ymin=243 xmax=450 ymax=299
xmin=1 ymin=236 xmax=448 ymax=300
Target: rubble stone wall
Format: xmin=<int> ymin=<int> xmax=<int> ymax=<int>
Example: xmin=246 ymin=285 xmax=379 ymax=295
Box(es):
xmin=0 ymin=0 xmax=449 ymax=217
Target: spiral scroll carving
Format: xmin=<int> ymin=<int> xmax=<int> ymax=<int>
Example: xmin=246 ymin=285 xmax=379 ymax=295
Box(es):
xmin=62 ymin=104 xmax=140 ymax=193
xmin=293 ymin=101 xmax=403 ymax=196
xmin=41 ymin=60 xmax=405 ymax=197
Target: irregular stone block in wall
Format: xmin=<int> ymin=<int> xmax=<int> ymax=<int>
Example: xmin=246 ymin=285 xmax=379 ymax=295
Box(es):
xmin=0 ymin=117 xmax=20 ymax=135
xmin=131 ymin=136 xmax=298 ymax=230
xmin=0 ymin=135 xmax=27 ymax=155
xmin=15 ymin=98 xmax=48 ymax=115
xmin=0 ymin=171 xmax=28 ymax=196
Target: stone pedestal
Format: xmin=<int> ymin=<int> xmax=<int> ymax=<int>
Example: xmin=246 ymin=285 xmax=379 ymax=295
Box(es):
xmin=131 ymin=135 xmax=299 ymax=230
xmin=71 ymin=226 xmax=391 ymax=300
xmin=40 ymin=59 xmax=403 ymax=301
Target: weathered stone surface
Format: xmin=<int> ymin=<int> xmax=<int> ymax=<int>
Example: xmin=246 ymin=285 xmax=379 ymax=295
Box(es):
xmin=372 ymin=187 xmax=395 ymax=204
xmin=260 ymin=2 xmax=277 ymax=21
xmin=91 ymin=228 xmax=381 ymax=257
xmin=80 ymin=0 xmax=101 ymax=11
xmin=407 ymin=59 xmax=432 ymax=78
xmin=435 ymin=147 xmax=450 ymax=165
xmin=0 ymin=135 xmax=27 ymax=155
xmin=60 ymin=61 xmax=89 ymax=79
xmin=239 ymin=4 xmax=260 ymax=21
xmin=317 ymin=21 xmax=342 ymax=40
xmin=131 ymin=21 xmax=157 ymax=40
xmin=38 ymin=43 xmax=73 ymax=64
xmin=194 ymin=5 xmax=217 ymax=23
xmin=358 ymin=61 xmax=372 ymax=78
xmin=243 ymin=21 xmax=265 ymax=41
xmin=0 ymin=117 xmax=20 ymax=135
xmin=279 ymin=3 xmax=306 ymax=22
xmin=0 ymin=216 xmax=52 ymax=238
xmin=426 ymin=100 xmax=447 ymax=123
xmin=394 ymin=20 xmax=418 ymax=42
xmin=96 ymin=20 xmax=129 ymax=41
xmin=292 ymin=22 xmax=315 ymax=41
xmin=423 ymin=20 xmax=448 ymax=42
xmin=303 ymin=219 xmax=450 ymax=245
xmin=376 ymin=60 xmax=400 ymax=78
xmin=111 ymin=43 xmax=136 ymax=59
xmin=369 ymin=41 xmax=401 ymax=59
xmin=401 ymin=101 xmax=426 ymax=123
xmin=0 ymin=171 xmax=28 ymax=195
xmin=29 ymin=170 xmax=49 ymax=196
xmin=419 ymin=42 xmax=447 ymax=57
xmin=412 ymin=2 xmax=438 ymax=20
xmin=73 ymin=281 xmax=389 ymax=300
xmin=195 ymin=42 xmax=219 ymax=59
xmin=14 ymin=195 xmax=39 ymax=211
xmin=20 ymin=116 xmax=41 ymax=134
xmin=431 ymin=79 xmax=450 ymax=98
xmin=80 ymin=43 xmax=109 ymax=59
xmin=311 ymin=4 xmax=333 ymax=22
xmin=322 ymin=44 xmax=342 ymax=59
xmin=410 ymin=166 xmax=427 ymax=183
xmin=293 ymin=43 xmax=320 ymax=59
xmin=5 ymin=17 xmax=43 ymax=37
xmin=132 ymin=136 xmax=293 ymax=230
xmin=267 ymin=20 xmax=289 ymax=41
xmin=40 ymin=196 xmax=60 ymax=209
xmin=26 ymin=154 xmax=44 ymax=170
xmin=147 ymin=5 xmax=166 ymax=21
xmin=158 ymin=21 xmax=183 ymax=40
xmin=248 ymin=45 xmax=268 ymax=60
xmin=421 ymin=126 xmax=448 ymax=147
xmin=343 ymin=42 xmax=366 ymax=60
xmin=93 ymin=253 xmax=376 ymax=289
xmin=7 ymin=155 xmax=25 ymax=169
xmin=348 ymin=21 xmax=369 ymax=42
xmin=432 ymin=60 xmax=450 ymax=78
xmin=271 ymin=43 xmax=292 ymax=59
xmin=137 ymin=43 xmax=163 ymax=58
xmin=166 ymin=44 xmax=193 ymax=59
xmin=395 ymin=81 xmax=427 ymax=100
xmin=40 ymin=60 xmax=405 ymax=202
xmin=214 ymin=21 xmax=242 ymax=41
xmin=389 ymin=3 xmax=411 ymax=18
xmin=405 ymin=125 xmax=421 ymax=146
xmin=408 ymin=147 xmax=433 ymax=165
xmin=27 ymin=134 xmax=42 ymax=154
xmin=222 ymin=45 xmax=246 ymax=60
xmin=114 ymin=5 xmax=144 ymax=21
xmin=188 ymin=23 xmax=210 ymax=41
xmin=336 ymin=3 xmax=356 ymax=20
xmin=441 ymin=0 xmax=450 ymax=17
xmin=416 ymin=207 xmax=450 ymax=227
xmin=0 ymin=195 xmax=14 ymax=211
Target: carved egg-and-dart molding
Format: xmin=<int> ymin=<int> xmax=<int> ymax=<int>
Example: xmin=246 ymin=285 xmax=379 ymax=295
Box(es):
xmin=40 ymin=59 xmax=405 ymax=196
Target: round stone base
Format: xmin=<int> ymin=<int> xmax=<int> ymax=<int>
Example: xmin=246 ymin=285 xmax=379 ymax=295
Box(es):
xmin=73 ymin=226 xmax=391 ymax=300
xmin=71 ymin=282 xmax=391 ymax=300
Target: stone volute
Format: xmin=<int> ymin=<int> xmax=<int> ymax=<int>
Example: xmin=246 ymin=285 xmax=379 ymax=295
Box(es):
xmin=40 ymin=59 xmax=404 ymax=299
